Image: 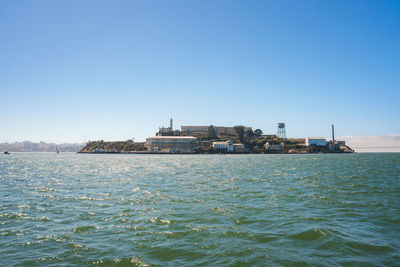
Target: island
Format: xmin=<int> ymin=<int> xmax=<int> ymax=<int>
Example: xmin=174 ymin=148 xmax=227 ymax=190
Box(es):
xmin=79 ymin=123 xmax=354 ymax=154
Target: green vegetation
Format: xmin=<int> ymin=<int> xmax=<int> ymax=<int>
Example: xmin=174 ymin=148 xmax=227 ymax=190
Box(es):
xmin=254 ymin=129 xmax=263 ymax=136
xmin=80 ymin=140 xmax=145 ymax=153
xmin=234 ymin=125 xmax=245 ymax=143
xmin=208 ymin=125 xmax=217 ymax=139
xmin=245 ymin=129 xmax=254 ymax=138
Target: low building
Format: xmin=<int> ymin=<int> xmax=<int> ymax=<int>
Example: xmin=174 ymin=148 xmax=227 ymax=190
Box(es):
xmin=264 ymin=142 xmax=285 ymax=151
xmin=233 ymin=143 xmax=247 ymax=152
xmin=305 ymin=137 xmax=327 ymax=146
xmin=213 ymin=140 xmax=233 ymax=152
xmin=181 ymin=126 xmax=252 ymax=136
xmin=145 ymin=136 xmax=198 ymax=153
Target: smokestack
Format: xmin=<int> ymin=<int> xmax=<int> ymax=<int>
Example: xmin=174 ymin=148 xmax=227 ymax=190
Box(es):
xmin=170 ymin=118 xmax=173 ymax=130
xmin=332 ymin=124 xmax=335 ymax=144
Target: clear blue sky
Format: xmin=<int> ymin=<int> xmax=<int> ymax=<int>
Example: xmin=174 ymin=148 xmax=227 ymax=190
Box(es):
xmin=1 ymin=0 xmax=399 ymax=143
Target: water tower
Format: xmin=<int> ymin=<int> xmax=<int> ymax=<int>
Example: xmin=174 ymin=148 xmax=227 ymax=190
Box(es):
xmin=277 ymin=123 xmax=286 ymax=140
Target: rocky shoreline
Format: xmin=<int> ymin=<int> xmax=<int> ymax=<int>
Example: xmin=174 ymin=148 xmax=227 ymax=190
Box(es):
xmin=78 ymin=141 xmax=354 ymax=154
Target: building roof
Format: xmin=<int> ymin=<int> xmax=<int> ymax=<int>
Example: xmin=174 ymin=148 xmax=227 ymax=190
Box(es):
xmin=182 ymin=126 xmax=252 ymax=130
xmin=213 ymin=140 xmax=233 ymax=144
xmin=148 ymin=136 xmax=197 ymax=139
xmin=306 ymin=137 xmax=326 ymax=140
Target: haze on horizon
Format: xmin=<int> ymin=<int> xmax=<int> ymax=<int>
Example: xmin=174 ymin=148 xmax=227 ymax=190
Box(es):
xmin=1 ymin=1 xmax=399 ymax=151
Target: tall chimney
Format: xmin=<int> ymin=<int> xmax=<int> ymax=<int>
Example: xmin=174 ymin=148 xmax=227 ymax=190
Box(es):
xmin=332 ymin=124 xmax=335 ymax=145
xmin=170 ymin=118 xmax=173 ymax=130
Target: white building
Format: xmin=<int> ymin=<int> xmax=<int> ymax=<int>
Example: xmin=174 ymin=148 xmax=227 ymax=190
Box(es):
xmin=213 ymin=140 xmax=234 ymax=152
xmin=145 ymin=136 xmax=198 ymax=153
xmin=305 ymin=137 xmax=327 ymax=146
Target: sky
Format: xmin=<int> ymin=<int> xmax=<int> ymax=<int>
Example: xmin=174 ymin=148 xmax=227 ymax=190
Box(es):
xmin=1 ymin=0 xmax=399 ymax=149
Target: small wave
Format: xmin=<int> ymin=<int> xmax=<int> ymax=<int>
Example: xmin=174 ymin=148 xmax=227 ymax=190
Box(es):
xmin=234 ymin=216 xmax=258 ymax=225
xmin=35 ymin=186 xmax=55 ymax=192
xmin=67 ymin=242 xmax=92 ymax=252
xmin=78 ymin=212 xmax=96 ymax=220
xmin=1 ymin=229 xmax=24 ymax=237
xmin=290 ymin=228 xmax=328 ymax=241
xmin=347 ymin=240 xmax=394 ymax=253
xmin=93 ymin=257 xmax=149 ymax=266
xmin=34 ymin=216 xmax=51 ymax=222
xmin=0 ymin=212 xmax=30 ymax=220
xmin=17 ymin=204 xmax=30 ymax=209
xmin=73 ymin=225 xmax=97 ymax=233
xmin=147 ymin=217 xmax=172 ymax=225
xmin=77 ymin=196 xmax=106 ymax=201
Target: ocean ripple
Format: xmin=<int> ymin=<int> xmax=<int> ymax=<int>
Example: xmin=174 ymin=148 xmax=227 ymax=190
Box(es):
xmin=0 ymin=152 xmax=399 ymax=266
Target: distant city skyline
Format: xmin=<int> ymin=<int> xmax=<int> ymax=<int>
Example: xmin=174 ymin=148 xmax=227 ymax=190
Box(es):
xmin=1 ymin=1 xmax=399 ymax=151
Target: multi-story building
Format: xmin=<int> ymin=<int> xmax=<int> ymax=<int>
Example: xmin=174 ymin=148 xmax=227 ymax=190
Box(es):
xmin=212 ymin=140 xmax=247 ymax=152
xmin=145 ymin=136 xmax=198 ymax=153
xmin=181 ymin=126 xmax=252 ymax=136
xmin=305 ymin=137 xmax=327 ymax=146
xmin=23 ymin=141 xmax=32 ymax=152
xmin=213 ymin=140 xmax=234 ymax=152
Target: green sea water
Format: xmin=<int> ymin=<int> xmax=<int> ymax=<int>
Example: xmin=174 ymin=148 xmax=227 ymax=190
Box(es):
xmin=1 ymin=153 xmax=399 ymax=266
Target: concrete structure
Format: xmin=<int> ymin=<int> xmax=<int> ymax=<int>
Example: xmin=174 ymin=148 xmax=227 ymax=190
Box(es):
xmin=233 ymin=143 xmax=247 ymax=152
xmin=181 ymin=126 xmax=252 ymax=136
xmin=264 ymin=142 xmax=285 ymax=151
xmin=330 ymin=124 xmax=336 ymax=151
xmin=158 ymin=118 xmax=174 ymax=134
xmin=328 ymin=140 xmax=346 ymax=146
xmin=145 ymin=136 xmax=198 ymax=153
xmin=213 ymin=140 xmax=234 ymax=152
xmin=305 ymin=137 xmax=327 ymax=146
xmin=336 ymin=140 xmax=345 ymax=146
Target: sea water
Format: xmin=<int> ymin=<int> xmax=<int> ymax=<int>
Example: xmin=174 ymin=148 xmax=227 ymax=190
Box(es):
xmin=1 ymin=153 xmax=399 ymax=266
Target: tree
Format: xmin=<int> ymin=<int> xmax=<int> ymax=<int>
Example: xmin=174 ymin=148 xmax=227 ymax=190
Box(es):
xmin=254 ymin=129 xmax=263 ymax=136
xmin=246 ymin=129 xmax=254 ymax=138
xmin=234 ymin=125 xmax=245 ymax=143
xmin=208 ymin=125 xmax=217 ymax=139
